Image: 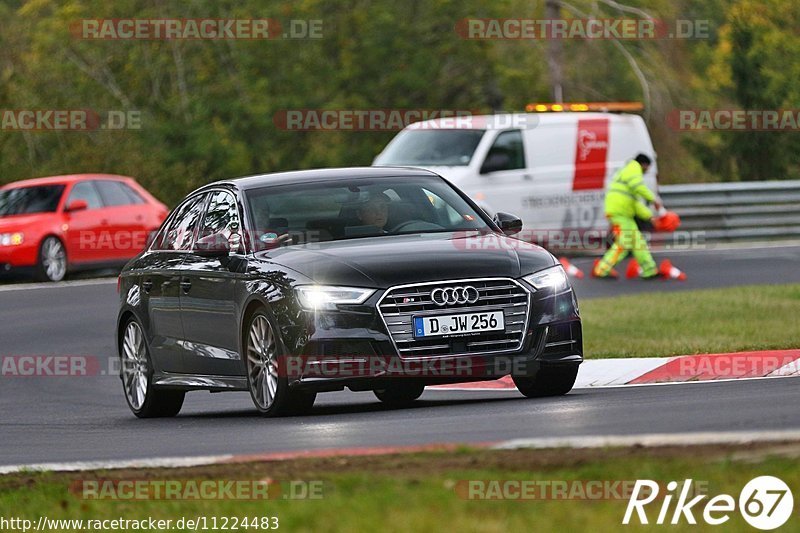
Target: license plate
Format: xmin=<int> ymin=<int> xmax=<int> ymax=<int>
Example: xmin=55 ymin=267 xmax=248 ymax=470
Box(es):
xmin=413 ymin=311 xmax=505 ymax=338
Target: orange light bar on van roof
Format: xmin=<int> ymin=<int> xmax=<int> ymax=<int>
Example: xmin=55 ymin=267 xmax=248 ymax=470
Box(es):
xmin=525 ymin=102 xmax=644 ymax=113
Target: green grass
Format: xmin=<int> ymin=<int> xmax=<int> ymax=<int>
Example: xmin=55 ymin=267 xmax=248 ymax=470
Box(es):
xmin=581 ymin=284 xmax=800 ymax=358
xmin=2 ymin=446 xmax=799 ymax=532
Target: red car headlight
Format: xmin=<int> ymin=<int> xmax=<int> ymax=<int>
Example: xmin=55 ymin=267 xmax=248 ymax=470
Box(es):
xmin=0 ymin=232 xmax=24 ymax=246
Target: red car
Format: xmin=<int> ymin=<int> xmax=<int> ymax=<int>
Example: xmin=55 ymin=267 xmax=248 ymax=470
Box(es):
xmin=0 ymin=174 xmax=168 ymax=281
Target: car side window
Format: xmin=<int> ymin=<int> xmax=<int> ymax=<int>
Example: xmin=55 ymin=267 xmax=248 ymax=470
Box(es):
xmin=96 ymin=180 xmax=143 ymax=206
xmin=66 ymin=181 xmax=103 ymax=210
xmin=198 ymin=190 xmax=239 ymax=239
xmin=482 ymin=130 xmax=525 ymax=172
xmin=157 ymin=194 xmax=207 ymax=251
xmin=120 ymin=183 xmax=145 ymax=204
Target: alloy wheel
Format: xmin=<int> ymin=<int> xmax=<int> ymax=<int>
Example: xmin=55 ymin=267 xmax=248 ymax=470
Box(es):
xmin=121 ymin=321 xmax=149 ymax=410
xmin=41 ymin=237 xmax=66 ymax=281
xmin=247 ymin=314 xmax=279 ymax=410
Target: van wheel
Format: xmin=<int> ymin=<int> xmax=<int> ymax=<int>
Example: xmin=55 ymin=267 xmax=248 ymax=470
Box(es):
xmin=36 ymin=236 xmax=67 ymax=282
xmin=513 ymin=364 xmax=579 ymax=398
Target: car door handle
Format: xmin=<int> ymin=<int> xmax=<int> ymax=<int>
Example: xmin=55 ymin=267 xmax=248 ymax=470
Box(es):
xmin=142 ymin=279 xmax=153 ymax=292
xmin=180 ymin=278 xmax=192 ymax=293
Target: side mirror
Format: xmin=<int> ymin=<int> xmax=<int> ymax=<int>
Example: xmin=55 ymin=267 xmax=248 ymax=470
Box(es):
xmin=65 ymin=199 xmax=88 ymax=213
xmin=494 ymin=212 xmax=523 ymax=236
xmin=194 ymin=232 xmax=232 ymax=258
xmin=480 ymin=152 xmax=510 ymax=174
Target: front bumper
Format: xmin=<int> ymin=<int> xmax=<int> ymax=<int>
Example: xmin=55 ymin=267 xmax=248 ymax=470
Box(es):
xmin=282 ymin=282 xmax=582 ymax=393
xmin=0 ymin=243 xmax=39 ymax=270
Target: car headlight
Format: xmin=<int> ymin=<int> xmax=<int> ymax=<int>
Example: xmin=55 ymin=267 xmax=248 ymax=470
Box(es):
xmin=523 ymin=265 xmax=570 ymax=292
xmin=0 ymin=233 xmax=24 ymax=246
xmin=295 ymin=285 xmax=376 ymax=311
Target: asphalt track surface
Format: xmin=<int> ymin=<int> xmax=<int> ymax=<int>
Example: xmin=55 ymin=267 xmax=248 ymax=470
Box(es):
xmin=1 ymin=244 xmax=799 ymax=467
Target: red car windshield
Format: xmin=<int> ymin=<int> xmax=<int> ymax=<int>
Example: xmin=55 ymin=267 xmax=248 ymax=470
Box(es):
xmin=0 ymin=184 xmax=65 ymax=216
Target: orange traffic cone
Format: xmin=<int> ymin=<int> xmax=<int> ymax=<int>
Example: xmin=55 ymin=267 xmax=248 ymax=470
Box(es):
xmin=559 ymin=257 xmax=585 ymax=279
xmin=659 ymin=259 xmax=687 ymax=281
xmin=591 ymin=259 xmax=619 ymax=279
xmin=626 ymin=258 xmax=641 ymax=279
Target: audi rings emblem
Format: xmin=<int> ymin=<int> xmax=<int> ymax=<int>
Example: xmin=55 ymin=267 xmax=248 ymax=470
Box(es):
xmin=431 ymin=286 xmax=480 ymax=306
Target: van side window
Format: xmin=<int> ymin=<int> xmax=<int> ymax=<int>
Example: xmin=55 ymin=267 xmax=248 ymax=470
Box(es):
xmin=481 ymin=130 xmax=525 ymax=173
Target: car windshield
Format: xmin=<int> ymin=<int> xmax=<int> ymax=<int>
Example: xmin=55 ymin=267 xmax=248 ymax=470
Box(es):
xmin=245 ymin=176 xmax=489 ymax=248
xmin=0 ymin=185 xmax=65 ymax=216
xmin=374 ymin=129 xmax=484 ymax=166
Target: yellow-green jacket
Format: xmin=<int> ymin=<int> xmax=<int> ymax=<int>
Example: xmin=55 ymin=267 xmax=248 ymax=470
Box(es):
xmin=604 ymin=160 xmax=657 ymax=219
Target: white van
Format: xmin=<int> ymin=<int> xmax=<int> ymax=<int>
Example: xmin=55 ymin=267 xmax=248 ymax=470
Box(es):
xmin=373 ymin=108 xmax=659 ymax=250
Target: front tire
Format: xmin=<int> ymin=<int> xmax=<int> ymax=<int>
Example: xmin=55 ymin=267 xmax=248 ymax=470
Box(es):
xmin=513 ymin=364 xmax=579 ymax=398
xmin=245 ymin=310 xmax=315 ymax=417
xmin=36 ymin=236 xmax=67 ymax=282
xmin=120 ymin=317 xmax=185 ymax=418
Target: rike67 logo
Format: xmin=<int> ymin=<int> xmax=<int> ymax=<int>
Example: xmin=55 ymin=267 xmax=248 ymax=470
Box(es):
xmin=623 ymin=476 xmax=794 ymax=530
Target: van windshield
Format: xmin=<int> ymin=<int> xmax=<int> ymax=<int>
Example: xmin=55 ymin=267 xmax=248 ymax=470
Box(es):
xmin=374 ymin=129 xmax=484 ymax=167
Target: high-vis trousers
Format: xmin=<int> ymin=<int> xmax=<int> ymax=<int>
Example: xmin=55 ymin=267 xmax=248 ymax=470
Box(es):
xmin=595 ymin=215 xmax=657 ymax=277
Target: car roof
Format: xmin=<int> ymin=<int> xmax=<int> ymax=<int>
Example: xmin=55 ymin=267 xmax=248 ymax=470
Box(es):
xmin=1 ymin=174 xmax=136 ymax=189
xmin=199 ymin=167 xmax=441 ymax=193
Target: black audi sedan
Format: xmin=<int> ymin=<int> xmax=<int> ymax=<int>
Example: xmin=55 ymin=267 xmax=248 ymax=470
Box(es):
xmin=117 ymin=167 xmax=582 ymax=417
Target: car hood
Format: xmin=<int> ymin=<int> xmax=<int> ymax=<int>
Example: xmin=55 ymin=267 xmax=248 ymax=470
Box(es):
xmin=0 ymin=213 xmax=54 ymax=231
xmin=255 ymin=232 xmax=556 ymax=288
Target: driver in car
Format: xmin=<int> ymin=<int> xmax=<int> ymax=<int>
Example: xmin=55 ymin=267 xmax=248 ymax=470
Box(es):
xmin=356 ymin=191 xmax=392 ymax=231
xmin=251 ymin=200 xmax=292 ymax=250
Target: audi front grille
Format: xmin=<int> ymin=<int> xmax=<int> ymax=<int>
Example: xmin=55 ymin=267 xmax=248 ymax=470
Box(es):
xmin=377 ymin=278 xmax=531 ymax=358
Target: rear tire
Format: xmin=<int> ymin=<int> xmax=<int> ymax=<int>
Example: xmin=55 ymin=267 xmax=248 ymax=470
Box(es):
xmin=36 ymin=236 xmax=67 ymax=282
xmin=120 ymin=317 xmax=185 ymax=418
xmin=513 ymin=364 xmax=579 ymax=398
xmin=374 ymin=383 xmax=425 ymax=407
